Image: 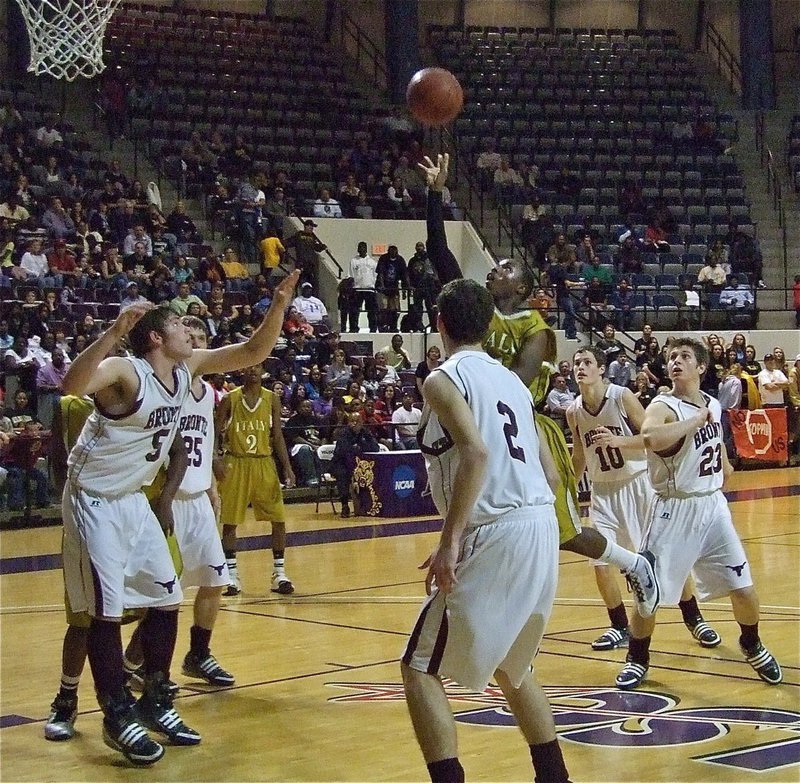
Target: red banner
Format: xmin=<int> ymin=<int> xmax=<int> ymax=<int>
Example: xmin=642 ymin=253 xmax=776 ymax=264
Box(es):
xmin=729 ymin=408 xmax=788 ymax=463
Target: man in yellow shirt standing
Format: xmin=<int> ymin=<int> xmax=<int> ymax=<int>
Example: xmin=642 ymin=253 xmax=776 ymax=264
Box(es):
xmin=259 ymin=230 xmax=285 ymax=282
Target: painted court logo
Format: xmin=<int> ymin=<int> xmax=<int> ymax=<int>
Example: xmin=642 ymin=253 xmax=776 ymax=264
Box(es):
xmin=392 ymin=464 xmax=416 ymax=498
xmin=326 ymin=680 xmax=800 ymax=774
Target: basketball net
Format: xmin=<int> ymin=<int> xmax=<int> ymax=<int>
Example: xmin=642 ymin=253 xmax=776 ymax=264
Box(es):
xmin=14 ymin=0 xmax=122 ymax=81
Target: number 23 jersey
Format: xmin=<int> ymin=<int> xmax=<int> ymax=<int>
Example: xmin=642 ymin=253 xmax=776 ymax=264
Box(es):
xmin=573 ymin=383 xmax=647 ymax=484
xmin=647 ymin=392 xmax=724 ymax=497
xmin=417 ymin=350 xmax=554 ymax=528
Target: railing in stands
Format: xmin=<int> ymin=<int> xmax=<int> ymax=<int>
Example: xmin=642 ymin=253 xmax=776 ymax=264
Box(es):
xmin=702 ymin=21 xmax=743 ymax=96
xmin=335 ymin=7 xmax=387 ymax=91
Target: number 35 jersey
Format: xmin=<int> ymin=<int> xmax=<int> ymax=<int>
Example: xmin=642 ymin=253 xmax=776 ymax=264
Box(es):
xmin=67 ymin=357 xmax=191 ymax=497
xmin=417 ymin=350 xmax=554 ymax=528
xmin=647 ymin=392 xmax=724 ymax=497
xmin=573 ymin=384 xmax=647 ymax=485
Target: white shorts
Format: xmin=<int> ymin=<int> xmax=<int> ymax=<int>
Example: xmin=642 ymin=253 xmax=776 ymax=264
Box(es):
xmin=402 ymin=506 xmax=559 ymax=693
xmin=62 ymin=485 xmax=183 ymax=619
xmin=173 ymin=492 xmax=229 ymax=589
xmin=642 ymin=492 xmax=753 ymax=606
xmin=589 ymin=472 xmax=654 ymax=565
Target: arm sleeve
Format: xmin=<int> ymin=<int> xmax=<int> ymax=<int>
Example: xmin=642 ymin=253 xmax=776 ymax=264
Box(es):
xmin=426 ymin=191 xmax=462 ymax=284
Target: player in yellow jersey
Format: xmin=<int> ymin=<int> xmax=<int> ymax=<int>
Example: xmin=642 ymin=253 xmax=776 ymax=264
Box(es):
xmin=422 ymin=153 xmax=658 ymax=615
xmin=215 ymin=364 xmax=295 ymax=595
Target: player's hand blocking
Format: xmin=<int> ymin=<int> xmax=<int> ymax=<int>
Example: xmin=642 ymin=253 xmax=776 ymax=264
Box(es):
xmin=418 ymin=153 xmax=449 ymax=192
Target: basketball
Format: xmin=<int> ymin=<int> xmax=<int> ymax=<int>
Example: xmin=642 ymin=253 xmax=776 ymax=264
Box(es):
xmin=406 ymin=67 xmax=463 ymax=126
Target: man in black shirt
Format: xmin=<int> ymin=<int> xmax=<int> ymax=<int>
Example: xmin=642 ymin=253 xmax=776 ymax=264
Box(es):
xmin=375 ymin=245 xmax=408 ymax=332
xmin=406 ymin=241 xmax=440 ymax=332
xmin=285 ymin=220 xmax=326 ymax=287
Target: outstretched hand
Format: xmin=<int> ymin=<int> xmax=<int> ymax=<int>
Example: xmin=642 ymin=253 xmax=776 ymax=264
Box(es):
xmin=110 ymin=302 xmax=154 ymax=338
xmin=418 ymin=153 xmax=450 ymax=192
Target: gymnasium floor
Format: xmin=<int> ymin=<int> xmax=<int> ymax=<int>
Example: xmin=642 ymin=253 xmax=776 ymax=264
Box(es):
xmin=1 ymin=467 xmax=797 ymax=782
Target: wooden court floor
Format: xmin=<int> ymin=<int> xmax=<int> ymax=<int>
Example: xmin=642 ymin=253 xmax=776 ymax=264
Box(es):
xmin=1 ymin=468 xmax=798 ymax=782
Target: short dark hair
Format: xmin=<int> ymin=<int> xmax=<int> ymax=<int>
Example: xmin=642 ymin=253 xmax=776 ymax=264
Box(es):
xmin=128 ymin=306 xmax=175 ymax=357
xmin=666 ymin=336 xmax=709 ymax=369
xmin=437 ymin=279 xmax=494 ymax=344
xmin=573 ymin=344 xmax=607 ymax=369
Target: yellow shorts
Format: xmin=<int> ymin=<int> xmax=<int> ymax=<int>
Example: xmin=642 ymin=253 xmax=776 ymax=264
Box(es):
xmin=536 ymin=413 xmax=582 ymax=544
xmin=219 ymin=455 xmax=285 ymax=526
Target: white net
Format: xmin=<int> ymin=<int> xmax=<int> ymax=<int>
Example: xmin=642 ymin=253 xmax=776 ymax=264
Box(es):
xmin=14 ymin=0 xmax=123 ymax=81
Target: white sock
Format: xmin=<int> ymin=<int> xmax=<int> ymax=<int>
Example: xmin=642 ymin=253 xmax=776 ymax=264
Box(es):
xmin=600 ymin=540 xmax=639 ymax=573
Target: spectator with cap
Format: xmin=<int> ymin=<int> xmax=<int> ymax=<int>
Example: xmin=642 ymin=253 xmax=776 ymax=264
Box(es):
xmin=292 ymin=282 xmax=330 ymax=331
xmin=285 ymin=220 xmax=326 ymax=287
xmin=120 ymin=280 xmax=149 ymax=310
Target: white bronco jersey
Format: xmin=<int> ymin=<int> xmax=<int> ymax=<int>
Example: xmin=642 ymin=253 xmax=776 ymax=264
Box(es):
xmin=178 ymin=379 xmax=214 ymax=495
xmin=573 ymin=383 xmax=647 ymax=484
xmin=417 ymin=350 xmax=554 ymax=528
xmin=67 ymin=357 xmax=191 ymax=497
xmin=647 ymin=392 xmax=724 ymax=497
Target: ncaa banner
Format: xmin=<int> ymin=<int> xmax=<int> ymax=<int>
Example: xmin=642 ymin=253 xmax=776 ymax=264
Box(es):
xmin=729 ymin=408 xmax=788 ymax=463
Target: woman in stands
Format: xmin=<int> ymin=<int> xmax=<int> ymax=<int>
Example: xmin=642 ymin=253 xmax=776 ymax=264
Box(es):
xmin=744 ymin=345 xmax=762 ymax=377
xmin=730 ymin=333 xmax=747 ymax=363
xmin=303 ymin=365 xmax=324 ymax=401
xmin=633 ymin=371 xmax=656 ymax=409
xmin=324 ymin=348 xmax=351 ymax=389
xmin=374 ymin=383 xmax=399 ymax=418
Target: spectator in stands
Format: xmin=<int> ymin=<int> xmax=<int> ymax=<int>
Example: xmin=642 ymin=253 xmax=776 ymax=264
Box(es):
xmin=46 ymin=239 xmax=81 ymax=288
xmin=18 ymin=238 xmax=49 ymax=285
xmin=292 ymin=282 xmax=330 ymax=330
xmin=616 ymin=234 xmax=643 ymax=275
xmin=414 ymin=345 xmax=441 ymax=397
xmin=545 ymin=250 xmax=581 ymax=340
xmin=0 ymin=193 xmax=29 ymax=227
xmin=111 ymin=199 xmax=138 ymax=244
xmin=607 ymin=352 xmax=634 ymax=388
xmin=758 ymin=354 xmax=789 ymax=409
xmin=35 ymin=117 xmax=62 ymax=148
xmin=546 ymin=233 xmax=576 ymax=267
xmin=529 ymin=287 xmax=554 ymax=325
xmin=633 ymin=371 xmax=655 ymax=408
xmin=339 ymin=174 xmax=361 ymax=218
xmin=406 ymin=241 xmax=439 ymax=333
xmin=520 ymin=194 xmax=548 ymax=250
xmin=259 ymin=229 xmax=285 ymax=282
xmin=313 ymin=188 xmax=343 ymax=219
xmin=576 ymin=236 xmax=599 ymax=269
xmin=354 ymin=190 xmax=373 ymax=219
xmin=169 ymin=281 xmax=207 ymax=316
xmin=698 ymin=255 xmax=727 ymax=291
xmin=41 ymin=197 xmax=75 ymax=242
xmin=285 ymin=220 xmax=326 ymax=287
xmin=122 ymin=223 xmax=153 ymax=258
xmin=725 ymin=222 xmax=765 ymax=289
xmin=493 ymin=156 xmax=523 ymax=203
xmin=391 ymin=392 xmax=421 ymax=449
xmin=387 ymin=177 xmax=413 ymax=212
xmin=324 ymin=348 xmax=351 ymax=389
xmin=707 ymin=239 xmax=730 ymax=273
xmin=349 ymin=241 xmax=378 ymax=333
xmin=330 ymin=411 xmax=380 ymax=518
xmin=375 ymin=245 xmax=408 ymax=332
xmin=119 ymin=281 xmax=149 ymax=311
xmin=608 ymin=277 xmax=637 ymax=331
xmin=719 ymin=275 xmax=754 ymax=315
xmin=380 ymin=334 xmax=412 ymax=371
xmin=643 ymin=217 xmax=669 ymax=253
xmin=4 ymin=335 xmax=38 ymax=395
xmin=219 ymin=247 xmax=251 ymax=291
xmin=596 ymin=323 xmax=624 ymax=364
xmin=264 ymin=187 xmax=289 ymax=236
xmin=166 ymin=200 xmax=201 ymax=248
xmin=122 ymin=240 xmax=153 ymax=286
xmin=36 ymin=344 xmax=68 ymax=395
xmin=284 ymin=399 xmax=323 ymax=488
xmin=701 ymin=343 xmax=727 ymax=397
xmin=633 ymin=324 xmax=654 ymax=359
xmin=583 ymin=277 xmax=609 ymax=331
xmin=0 ymin=320 xmax=13 ymax=352
xmin=545 ymin=374 xmax=574 ymax=436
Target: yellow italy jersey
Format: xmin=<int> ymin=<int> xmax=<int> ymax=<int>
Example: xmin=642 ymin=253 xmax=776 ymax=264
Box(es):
xmin=60 ymin=395 xmax=94 ymax=452
xmin=483 ymin=308 xmax=557 ymax=406
xmin=225 ymin=386 xmax=274 ymax=457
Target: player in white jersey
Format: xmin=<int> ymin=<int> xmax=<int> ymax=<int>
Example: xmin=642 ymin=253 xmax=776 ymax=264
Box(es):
xmin=60 ymin=269 xmax=299 ymax=765
xmin=568 ymin=346 xmax=719 ymax=652
xmin=615 ymin=337 xmax=782 ymax=691
xmin=401 ymin=279 xmax=572 ymax=783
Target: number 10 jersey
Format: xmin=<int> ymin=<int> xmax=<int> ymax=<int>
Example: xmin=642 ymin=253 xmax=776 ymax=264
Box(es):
xmin=417 ymin=350 xmax=554 ymax=529
xmin=573 ymin=383 xmax=647 ymax=485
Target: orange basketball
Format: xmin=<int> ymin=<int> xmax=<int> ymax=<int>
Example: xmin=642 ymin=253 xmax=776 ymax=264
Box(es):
xmin=406 ymin=67 xmax=463 ymax=127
